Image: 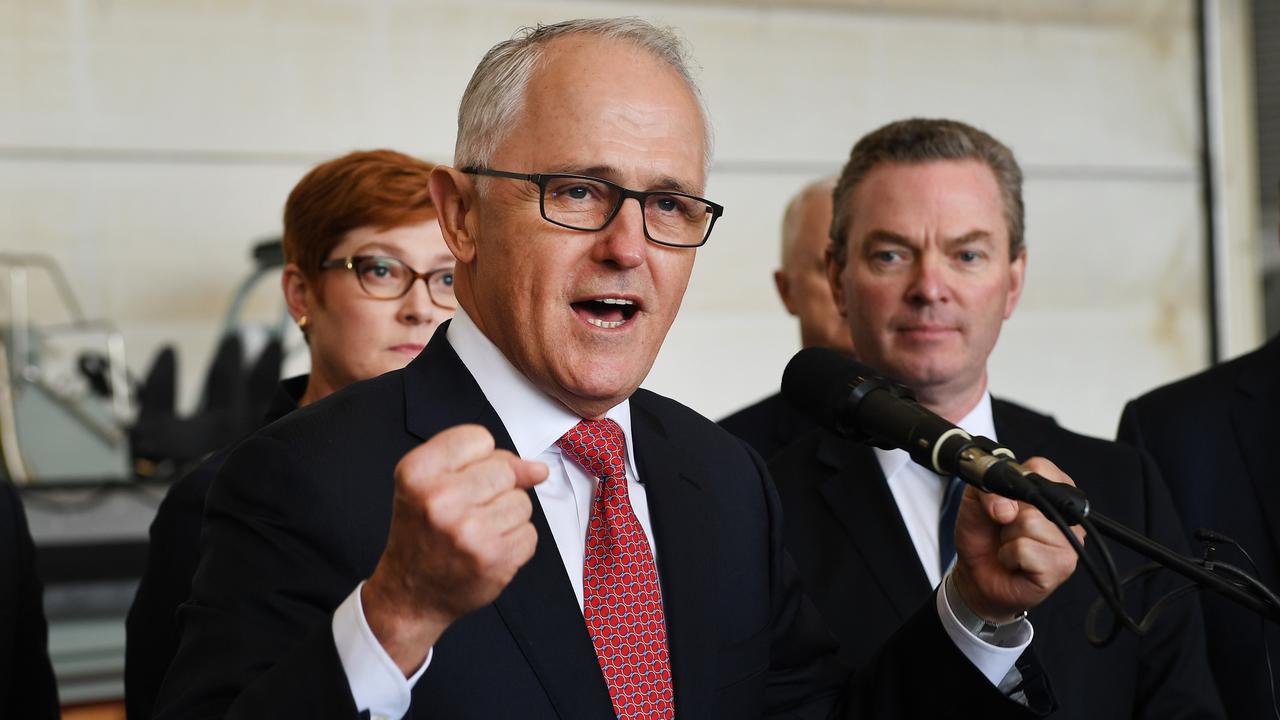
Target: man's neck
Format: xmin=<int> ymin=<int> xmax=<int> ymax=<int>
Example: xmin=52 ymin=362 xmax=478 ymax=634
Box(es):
xmin=913 ymin=374 xmax=989 ymax=425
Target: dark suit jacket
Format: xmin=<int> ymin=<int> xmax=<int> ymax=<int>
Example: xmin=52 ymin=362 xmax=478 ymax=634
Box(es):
xmin=1118 ymin=335 xmax=1280 ymax=719
xmin=126 ymin=376 xmax=306 ymax=720
xmin=772 ymin=398 xmax=1224 ymax=720
xmin=719 ymin=390 xmax=818 ymax=463
xmin=152 ymin=323 xmax=1050 ymax=719
xmin=0 ymin=480 xmax=60 ymax=719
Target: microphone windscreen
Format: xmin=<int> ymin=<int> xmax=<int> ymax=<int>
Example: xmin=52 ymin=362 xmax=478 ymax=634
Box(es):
xmin=781 ymin=347 xmax=863 ymax=430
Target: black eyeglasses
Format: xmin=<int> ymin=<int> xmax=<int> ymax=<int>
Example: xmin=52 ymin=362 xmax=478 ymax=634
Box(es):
xmin=462 ymin=167 xmax=724 ymax=248
xmin=319 ymin=255 xmax=456 ymax=309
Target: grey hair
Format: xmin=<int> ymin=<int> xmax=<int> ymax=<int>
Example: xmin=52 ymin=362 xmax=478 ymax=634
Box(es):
xmin=454 ymin=18 xmax=715 ymax=175
xmin=829 ymin=118 xmax=1025 ymax=266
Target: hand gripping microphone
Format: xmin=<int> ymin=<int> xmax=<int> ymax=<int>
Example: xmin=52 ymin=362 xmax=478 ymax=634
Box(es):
xmin=781 ymin=347 xmax=1089 ymax=522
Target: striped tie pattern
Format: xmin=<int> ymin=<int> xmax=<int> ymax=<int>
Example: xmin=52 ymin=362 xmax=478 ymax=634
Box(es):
xmin=939 ymin=475 xmax=967 ymax=577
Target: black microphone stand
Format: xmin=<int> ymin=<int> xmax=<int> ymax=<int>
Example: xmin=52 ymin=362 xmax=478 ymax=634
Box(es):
xmin=943 ymin=430 xmax=1280 ymax=628
xmin=1083 ymin=510 xmax=1280 ymax=624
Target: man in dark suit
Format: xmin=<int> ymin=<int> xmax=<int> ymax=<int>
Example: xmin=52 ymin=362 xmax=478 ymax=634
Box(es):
xmin=720 ymin=178 xmax=852 ymax=460
xmin=154 ymin=22 xmax=1084 ymax=719
xmin=0 ymin=480 xmax=60 ymax=719
xmin=1119 ymin=330 xmax=1280 ymax=718
xmin=771 ymin=118 xmax=1224 ymax=719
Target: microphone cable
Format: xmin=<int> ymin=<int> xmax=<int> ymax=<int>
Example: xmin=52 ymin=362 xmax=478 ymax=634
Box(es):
xmin=1077 ymin=526 xmax=1280 ymax=718
xmin=1194 ymin=530 xmax=1280 ymax=720
xmin=1018 ymin=483 xmax=1146 ymax=641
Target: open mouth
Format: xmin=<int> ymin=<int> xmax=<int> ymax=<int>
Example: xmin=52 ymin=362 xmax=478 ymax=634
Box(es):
xmin=571 ymin=297 xmax=641 ymax=330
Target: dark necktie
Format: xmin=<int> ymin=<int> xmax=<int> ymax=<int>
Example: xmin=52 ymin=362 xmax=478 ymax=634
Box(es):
xmin=938 ymin=475 xmax=966 ymax=577
xmin=556 ymin=418 xmax=675 ymax=720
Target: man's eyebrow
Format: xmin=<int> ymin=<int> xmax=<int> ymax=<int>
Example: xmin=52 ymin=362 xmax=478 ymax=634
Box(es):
xmin=650 ymin=175 xmax=700 ymax=196
xmin=862 ymin=229 xmax=913 ymax=246
xmin=542 ymin=164 xmax=700 ymax=195
xmin=944 ymin=230 xmax=993 ymax=248
xmin=544 ymin=163 xmax=618 ymax=178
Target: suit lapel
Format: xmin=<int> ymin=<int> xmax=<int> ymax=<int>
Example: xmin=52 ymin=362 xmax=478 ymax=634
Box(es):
xmin=1232 ymin=338 xmax=1280 ymax=559
xmin=990 ymin=398 xmax=1051 ymax=461
xmin=403 ymin=325 xmax=613 ymax=718
xmin=814 ymin=431 xmax=931 ymax=620
xmin=629 ymin=396 xmax=717 ymax=719
xmin=490 ymin=500 xmax=615 ymax=718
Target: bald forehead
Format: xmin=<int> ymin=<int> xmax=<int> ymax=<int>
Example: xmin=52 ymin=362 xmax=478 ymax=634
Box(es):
xmin=507 ymin=34 xmax=709 ymax=180
xmin=782 ymin=181 xmax=836 ymax=267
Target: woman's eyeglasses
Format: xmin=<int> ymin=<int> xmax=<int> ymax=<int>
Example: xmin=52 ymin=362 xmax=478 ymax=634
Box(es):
xmin=319 ymin=256 xmax=456 ymax=309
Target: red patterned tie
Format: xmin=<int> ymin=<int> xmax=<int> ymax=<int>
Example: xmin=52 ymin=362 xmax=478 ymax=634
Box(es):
xmin=556 ymin=418 xmax=675 ymax=719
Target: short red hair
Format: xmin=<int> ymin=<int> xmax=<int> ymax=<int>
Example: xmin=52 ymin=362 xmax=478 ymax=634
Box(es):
xmin=283 ymin=149 xmax=438 ymax=281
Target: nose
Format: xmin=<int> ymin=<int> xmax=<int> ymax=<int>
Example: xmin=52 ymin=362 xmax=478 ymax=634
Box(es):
xmin=906 ymin=250 xmax=949 ymax=306
xmin=593 ymin=196 xmax=646 ymax=269
xmin=397 ymin=276 xmax=449 ymax=326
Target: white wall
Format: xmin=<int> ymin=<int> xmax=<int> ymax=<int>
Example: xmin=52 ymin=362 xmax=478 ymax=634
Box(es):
xmin=0 ymin=0 xmax=1242 ymax=440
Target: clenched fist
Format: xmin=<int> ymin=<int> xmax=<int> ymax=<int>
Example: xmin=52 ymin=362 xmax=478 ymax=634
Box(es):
xmin=952 ymin=456 xmax=1086 ymax=624
xmin=362 ymin=424 xmax=549 ymax=674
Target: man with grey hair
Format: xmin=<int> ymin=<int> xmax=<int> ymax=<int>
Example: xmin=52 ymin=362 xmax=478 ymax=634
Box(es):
xmin=771 ymin=117 xmax=1224 ymax=720
xmin=721 ymin=177 xmax=853 ymax=460
xmin=155 ymin=24 xmax=1083 ymax=720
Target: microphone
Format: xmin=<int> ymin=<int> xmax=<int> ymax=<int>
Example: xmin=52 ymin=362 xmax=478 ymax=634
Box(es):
xmin=782 ymin=347 xmax=1089 ymax=521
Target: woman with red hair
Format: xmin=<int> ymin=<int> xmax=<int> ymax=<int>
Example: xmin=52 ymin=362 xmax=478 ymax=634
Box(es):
xmin=126 ymin=150 xmax=455 ymax=719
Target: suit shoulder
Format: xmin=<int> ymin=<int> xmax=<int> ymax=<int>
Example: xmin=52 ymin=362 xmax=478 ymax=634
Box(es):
xmin=997 ymin=398 xmax=1144 ymax=466
xmin=156 ymin=447 xmax=233 ymax=519
xmin=767 ymin=426 xmax=828 ymax=476
xmin=257 ymin=369 xmax=405 ymax=447
xmin=718 ymin=392 xmax=783 ymax=432
xmin=632 ymin=388 xmax=760 ymax=467
xmin=1126 ymin=340 xmax=1273 ymax=421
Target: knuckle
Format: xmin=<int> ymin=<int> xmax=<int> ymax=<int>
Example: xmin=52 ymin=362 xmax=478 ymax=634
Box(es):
xmin=511 ymin=490 xmax=533 ymax=519
xmin=424 ymin=484 xmax=463 ymax=523
xmin=509 ymin=524 xmax=538 ymax=562
xmin=418 ymin=424 xmax=497 ymax=475
xmin=455 ymin=515 xmax=487 ymax=551
xmin=1004 ymin=536 xmax=1032 ymax=559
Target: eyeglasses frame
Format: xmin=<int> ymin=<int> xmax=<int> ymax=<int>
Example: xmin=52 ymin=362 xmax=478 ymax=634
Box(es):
xmin=461 ymin=166 xmax=724 ymax=248
xmin=318 ymin=255 xmax=457 ymax=309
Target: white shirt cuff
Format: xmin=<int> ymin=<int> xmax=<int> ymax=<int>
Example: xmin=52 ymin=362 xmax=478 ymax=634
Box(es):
xmin=332 ymin=581 xmax=432 ymax=720
xmin=935 ymin=570 xmax=1033 ymax=687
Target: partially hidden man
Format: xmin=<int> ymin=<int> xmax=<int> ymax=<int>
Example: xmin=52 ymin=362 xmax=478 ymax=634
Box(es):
xmin=1117 ymin=207 xmax=1280 ymax=718
xmin=154 ymin=22 xmax=1085 ymax=719
xmin=769 ymin=118 xmax=1225 ymax=719
xmin=721 ymin=178 xmax=853 ymax=461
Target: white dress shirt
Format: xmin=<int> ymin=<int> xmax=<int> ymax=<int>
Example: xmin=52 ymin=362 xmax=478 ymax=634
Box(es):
xmin=876 ymin=391 xmax=1033 ymax=682
xmin=877 ymin=392 xmax=998 ymax=589
xmin=332 ymin=311 xmax=1028 ymax=719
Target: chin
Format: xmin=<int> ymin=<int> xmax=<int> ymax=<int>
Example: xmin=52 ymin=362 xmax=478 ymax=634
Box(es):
xmin=557 ymin=363 xmax=645 ymax=410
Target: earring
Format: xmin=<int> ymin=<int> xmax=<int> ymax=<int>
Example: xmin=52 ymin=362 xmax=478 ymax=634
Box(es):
xmin=298 ymin=315 xmax=309 ymax=330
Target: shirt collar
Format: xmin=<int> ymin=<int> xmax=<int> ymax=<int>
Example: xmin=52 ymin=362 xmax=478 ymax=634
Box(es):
xmin=445 ymin=307 xmax=636 ymax=465
xmin=873 ymin=390 xmax=998 ymax=478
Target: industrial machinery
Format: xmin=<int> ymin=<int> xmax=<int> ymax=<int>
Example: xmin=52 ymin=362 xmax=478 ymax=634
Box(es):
xmin=4 ymin=240 xmax=289 ymax=703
